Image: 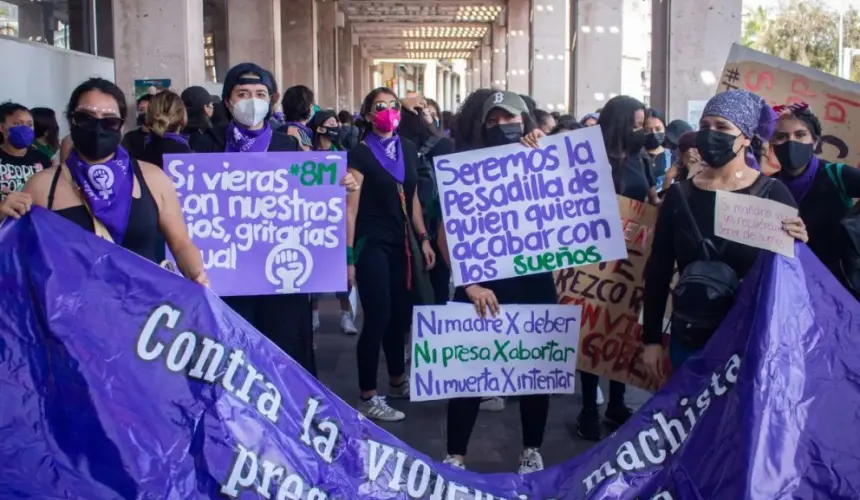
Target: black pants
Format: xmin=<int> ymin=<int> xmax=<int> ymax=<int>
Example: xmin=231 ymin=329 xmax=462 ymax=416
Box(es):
xmin=579 ymin=371 xmax=625 ymax=408
xmin=224 ymin=294 xmax=316 ymax=377
xmin=355 ymin=243 xmax=410 ymax=392
xmin=447 ymin=395 xmax=549 ymax=456
xmin=428 ymin=239 xmax=451 ymax=305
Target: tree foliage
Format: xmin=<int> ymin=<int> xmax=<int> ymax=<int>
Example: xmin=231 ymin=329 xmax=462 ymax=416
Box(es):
xmin=742 ymin=0 xmax=860 ymax=82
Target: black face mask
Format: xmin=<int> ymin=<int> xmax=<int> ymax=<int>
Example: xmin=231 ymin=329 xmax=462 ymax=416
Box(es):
xmin=322 ymin=126 xmax=341 ymax=141
xmin=696 ymin=128 xmax=739 ymax=168
xmin=136 ymin=113 xmax=145 ymax=127
xmin=773 ymin=140 xmax=815 ymax=175
xmin=644 ymin=132 xmax=665 ymax=150
xmin=71 ymin=122 xmax=122 ymax=160
xmin=485 ymin=123 xmax=523 ymax=147
xmin=627 ymin=129 xmax=647 ymax=154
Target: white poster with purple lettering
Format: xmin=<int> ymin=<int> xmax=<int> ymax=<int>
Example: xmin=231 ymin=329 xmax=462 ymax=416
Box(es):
xmin=434 ymin=126 xmax=628 ymax=286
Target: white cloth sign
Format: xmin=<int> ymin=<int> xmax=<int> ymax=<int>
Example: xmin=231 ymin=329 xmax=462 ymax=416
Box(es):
xmin=714 ymin=190 xmax=798 ymax=258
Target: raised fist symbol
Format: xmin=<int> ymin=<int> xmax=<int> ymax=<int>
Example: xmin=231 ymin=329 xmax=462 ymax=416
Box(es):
xmin=265 ymin=240 xmax=313 ymax=293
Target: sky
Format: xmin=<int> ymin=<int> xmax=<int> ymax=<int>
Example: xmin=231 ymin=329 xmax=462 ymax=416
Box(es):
xmin=744 ymin=0 xmax=860 ymax=10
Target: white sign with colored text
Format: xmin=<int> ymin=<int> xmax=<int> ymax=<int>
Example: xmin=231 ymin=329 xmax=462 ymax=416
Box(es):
xmin=410 ymin=303 xmax=582 ymax=402
xmin=433 ymin=127 xmax=628 ymax=286
xmin=714 ymin=190 xmax=798 ymax=258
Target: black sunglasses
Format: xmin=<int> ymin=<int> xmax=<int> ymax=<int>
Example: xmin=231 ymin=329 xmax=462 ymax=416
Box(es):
xmin=373 ymin=100 xmax=402 ymax=113
xmin=71 ymin=111 xmax=124 ymax=132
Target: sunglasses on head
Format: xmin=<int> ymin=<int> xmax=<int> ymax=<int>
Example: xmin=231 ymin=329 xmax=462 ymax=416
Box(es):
xmin=372 ymin=100 xmax=401 ymax=113
xmin=71 ymin=111 xmax=124 ymax=132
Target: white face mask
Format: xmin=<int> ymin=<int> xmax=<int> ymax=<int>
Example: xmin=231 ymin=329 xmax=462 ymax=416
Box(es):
xmin=232 ymin=98 xmax=270 ymax=127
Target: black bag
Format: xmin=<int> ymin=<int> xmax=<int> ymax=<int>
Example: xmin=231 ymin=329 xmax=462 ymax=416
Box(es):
xmin=823 ymin=163 xmax=860 ymax=300
xmin=416 ymin=136 xmax=442 ymax=237
xmin=669 ymin=181 xmax=769 ymax=350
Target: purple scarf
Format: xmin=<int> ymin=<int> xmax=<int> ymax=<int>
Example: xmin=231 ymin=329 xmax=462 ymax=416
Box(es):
xmin=285 ymin=121 xmax=313 ymax=138
xmin=225 ymin=121 xmax=272 ymax=153
xmin=782 ymin=155 xmax=821 ymax=203
xmin=365 ymin=131 xmax=405 ymax=183
xmin=144 ymin=132 xmax=189 ymax=146
xmin=65 ymin=147 xmax=134 ymax=244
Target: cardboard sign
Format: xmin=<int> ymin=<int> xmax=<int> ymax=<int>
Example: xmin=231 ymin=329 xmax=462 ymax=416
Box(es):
xmin=554 ymin=196 xmax=670 ymax=391
xmin=715 ymin=191 xmax=798 ymax=258
xmin=719 ymin=44 xmax=860 ymax=174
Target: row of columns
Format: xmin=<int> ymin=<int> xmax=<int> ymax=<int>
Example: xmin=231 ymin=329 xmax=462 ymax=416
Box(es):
xmin=466 ymin=0 xmax=743 ymax=120
xmin=112 ymin=0 xmax=372 ymax=113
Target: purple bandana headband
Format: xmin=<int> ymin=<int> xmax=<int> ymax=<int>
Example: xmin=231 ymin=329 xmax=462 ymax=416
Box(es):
xmin=702 ymin=89 xmax=776 ymax=140
xmin=703 ymin=89 xmax=776 ymax=170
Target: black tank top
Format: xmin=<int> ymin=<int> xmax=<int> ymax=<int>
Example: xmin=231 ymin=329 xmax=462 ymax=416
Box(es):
xmin=47 ymin=160 xmax=162 ymax=263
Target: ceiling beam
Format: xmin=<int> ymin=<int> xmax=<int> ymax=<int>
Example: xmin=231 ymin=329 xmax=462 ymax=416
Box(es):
xmin=347 ymin=14 xmax=463 ymax=21
xmin=342 ymin=0 xmax=503 ymax=5
xmin=360 ymin=37 xmax=482 ymax=44
xmin=352 ymin=21 xmax=489 ymax=32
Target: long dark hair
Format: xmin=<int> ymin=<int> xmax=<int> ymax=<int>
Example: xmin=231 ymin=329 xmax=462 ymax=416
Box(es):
xmin=357 ymin=87 xmax=399 ymax=139
xmin=598 ymin=95 xmax=645 ymax=157
xmin=30 ymin=107 xmax=60 ymax=150
xmin=452 ymin=88 xmax=495 ymax=152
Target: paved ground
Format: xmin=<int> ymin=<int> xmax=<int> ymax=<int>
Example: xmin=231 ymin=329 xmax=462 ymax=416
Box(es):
xmin=314 ymin=299 xmax=652 ymax=473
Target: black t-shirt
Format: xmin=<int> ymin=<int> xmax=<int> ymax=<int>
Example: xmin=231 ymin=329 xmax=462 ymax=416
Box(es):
xmin=610 ymin=152 xmax=655 ymax=202
xmin=122 ymin=128 xmax=148 ymax=160
xmin=188 ymin=124 xmax=300 ymax=153
xmin=642 ymin=175 xmax=798 ymax=343
xmin=774 ymin=162 xmax=860 ymax=274
xmin=350 ymin=138 xmax=420 ymax=246
xmin=139 ymin=136 xmax=193 ymax=168
xmin=0 ymin=148 xmax=51 ymax=201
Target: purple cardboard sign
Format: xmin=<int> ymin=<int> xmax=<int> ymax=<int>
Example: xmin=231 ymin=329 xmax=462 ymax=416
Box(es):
xmin=164 ymin=152 xmax=347 ymax=296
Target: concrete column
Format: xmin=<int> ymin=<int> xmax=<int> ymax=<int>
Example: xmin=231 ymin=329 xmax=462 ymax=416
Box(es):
xmin=532 ymin=0 xmax=568 ymax=112
xmin=652 ymin=0 xmax=743 ymax=120
xmin=481 ymin=36 xmax=492 ymax=88
xmin=316 ymin=0 xmax=338 ymax=107
xmin=227 ymin=0 xmax=281 ymax=83
xmin=506 ymin=0 xmax=530 ymax=94
xmin=423 ymin=60 xmax=438 ymax=100
xmin=491 ymin=23 xmax=507 ymax=88
xmin=281 ymin=0 xmax=318 ymax=93
xmin=573 ymin=0 xmax=622 ymax=116
xmin=336 ymin=18 xmax=354 ymax=111
xmin=112 ymin=0 xmax=205 ymax=111
xmin=352 ymin=44 xmax=362 ymax=108
xmin=361 ymin=56 xmax=371 ymax=99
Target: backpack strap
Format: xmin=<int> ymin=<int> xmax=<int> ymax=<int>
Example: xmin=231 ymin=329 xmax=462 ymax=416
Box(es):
xmin=825 ymin=162 xmax=853 ymax=208
xmin=673 ymin=182 xmax=714 ymax=261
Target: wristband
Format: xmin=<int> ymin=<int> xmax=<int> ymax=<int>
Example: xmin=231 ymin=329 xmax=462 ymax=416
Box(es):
xmin=346 ymin=247 xmax=355 ymax=265
xmin=418 ymin=232 xmax=430 ymax=242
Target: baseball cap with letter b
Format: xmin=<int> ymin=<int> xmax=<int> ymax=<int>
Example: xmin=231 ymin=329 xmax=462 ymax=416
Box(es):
xmin=482 ymin=91 xmax=529 ymax=122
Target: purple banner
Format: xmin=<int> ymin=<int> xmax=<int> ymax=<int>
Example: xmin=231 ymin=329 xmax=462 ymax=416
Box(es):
xmin=2 ymin=208 xmax=859 ymax=499
xmin=164 ymin=152 xmax=347 ymax=296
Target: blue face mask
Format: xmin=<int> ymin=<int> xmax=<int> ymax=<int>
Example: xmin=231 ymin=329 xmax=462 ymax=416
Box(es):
xmin=6 ymin=125 xmax=35 ymax=149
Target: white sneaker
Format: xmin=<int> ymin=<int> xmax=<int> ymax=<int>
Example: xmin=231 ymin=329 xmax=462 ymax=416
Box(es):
xmin=517 ymin=448 xmax=544 ymax=474
xmin=358 ymin=395 xmax=405 ymax=422
xmin=443 ymin=455 xmax=465 ymax=469
xmin=479 ymin=397 xmax=505 ymax=412
xmin=312 ymin=311 xmax=320 ymax=332
xmin=340 ymin=311 xmax=358 ymax=335
xmin=388 ymin=378 xmax=410 ymax=399
xmin=596 ymin=386 xmax=605 ymax=406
